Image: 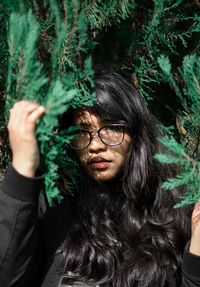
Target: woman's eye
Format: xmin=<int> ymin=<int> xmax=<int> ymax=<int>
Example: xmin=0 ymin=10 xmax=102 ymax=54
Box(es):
xmin=106 ymin=126 xmax=121 ymax=132
xmin=79 ymin=130 xmax=89 ymax=135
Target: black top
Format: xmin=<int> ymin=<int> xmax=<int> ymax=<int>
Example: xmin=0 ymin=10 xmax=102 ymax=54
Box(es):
xmin=0 ymin=166 xmax=200 ymax=287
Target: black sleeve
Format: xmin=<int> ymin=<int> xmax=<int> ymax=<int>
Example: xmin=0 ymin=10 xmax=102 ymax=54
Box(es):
xmin=0 ymin=166 xmax=43 ymax=286
xmin=182 ymin=244 xmax=200 ymax=287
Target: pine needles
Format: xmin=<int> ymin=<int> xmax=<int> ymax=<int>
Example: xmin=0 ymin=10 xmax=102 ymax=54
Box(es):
xmin=0 ymin=0 xmax=200 ymax=207
xmin=1 ymin=0 xmax=133 ymax=205
xmin=5 ymin=2 xmax=97 ymax=205
xmin=157 ymin=54 xmax=200 ymax=207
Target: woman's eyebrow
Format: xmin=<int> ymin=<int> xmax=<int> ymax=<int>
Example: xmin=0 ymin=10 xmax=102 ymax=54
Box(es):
xmin=78 ymin=122 xmax=92 ymax=128
xmin=79 ymin=120 xmax=115 ymax=127
xmin=77 ymin=119 xmax=124 ymax=128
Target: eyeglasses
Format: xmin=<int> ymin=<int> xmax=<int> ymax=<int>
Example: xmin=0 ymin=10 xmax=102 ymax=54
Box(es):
xmin=68 ymin=124 xmax=128 ymax=150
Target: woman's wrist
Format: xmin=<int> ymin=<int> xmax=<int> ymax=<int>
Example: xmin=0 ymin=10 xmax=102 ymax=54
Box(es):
xmin=189 ymin=237 xmax=200 ymax=256
xmin=12 ymin=160 xmax=37 ymax=178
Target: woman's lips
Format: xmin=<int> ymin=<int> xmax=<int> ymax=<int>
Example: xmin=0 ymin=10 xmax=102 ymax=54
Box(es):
xmin=89 ymin=157 xmax=111 ymax=169
xmin=91 ymin=161 xmax=111 ymax=169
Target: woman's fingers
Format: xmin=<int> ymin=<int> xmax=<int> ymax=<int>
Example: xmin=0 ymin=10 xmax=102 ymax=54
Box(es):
xmin=8 ymin=101 xmax=45 ymax=135
xmin=27 ymin=105 xmax=46 ymax=125
xmin=7 ymin=100 xmax=46 ymax=177
xmin=192 ymin=202 xmax=200 ymax=225
xmin=189 ymin=202 xmax=200 ymax=256
xmin=9 ymin=101 xmax=41 ymax=126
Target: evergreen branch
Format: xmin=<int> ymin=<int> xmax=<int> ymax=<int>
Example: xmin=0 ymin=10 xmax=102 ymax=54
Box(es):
xmin=83 ymin=0 xmax=133 ymax=29
xmin=2 ymin=0 xmax=200 ymax=207
xmin=7 ymin=10 xmax=48 ymax=110
xmin=5 ymin=2 xmax=96 ymax=204
xmin=162 ymin=171 xmax=195 ymax=190
xmin=157 ymin=55 xmax=186 ymax=104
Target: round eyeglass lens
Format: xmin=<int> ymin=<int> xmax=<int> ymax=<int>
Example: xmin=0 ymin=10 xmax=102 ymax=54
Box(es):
xmin=70 ymin=130 xmax=90 ymax=149
xmin=99 ymin=126 xmax=124 ymax=145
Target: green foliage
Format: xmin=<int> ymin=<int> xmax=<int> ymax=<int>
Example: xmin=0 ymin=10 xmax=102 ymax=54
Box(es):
xmin=83 ymin=0 xmax=134 ymax=28
xmin=0 ymin=0 xmax=200 ymax=207
xmin=4 ymin=2 xmax=97 ymax=205
xmin=0 ymin=0 xmax=133 ymax=205
xmin=156 ymin=53 xmax=200 ymax=207
xmin=0 ymin=4 xmax=10 ymax=179
xmin=126 ymin=0 xmax=200 ymax=207
xmin=155 ymin=135 xmax=200 ymax=207
xmin=128 ymin=0 xmax=200 ymax=102
xmin=7 ymin=11 xmax=47 ymax=109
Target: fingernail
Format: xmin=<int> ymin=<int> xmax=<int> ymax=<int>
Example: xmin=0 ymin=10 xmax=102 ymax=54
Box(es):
xmin=39 ymin=106 xmax=45 ymax=112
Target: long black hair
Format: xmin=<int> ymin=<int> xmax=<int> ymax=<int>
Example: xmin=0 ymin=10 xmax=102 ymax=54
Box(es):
xmin=62 ymin=71 xmax=191 ymax=286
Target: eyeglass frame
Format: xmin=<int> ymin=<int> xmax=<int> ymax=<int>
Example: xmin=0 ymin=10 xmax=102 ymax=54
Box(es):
xmin=68 ymin=123 xmax=129 ymax=150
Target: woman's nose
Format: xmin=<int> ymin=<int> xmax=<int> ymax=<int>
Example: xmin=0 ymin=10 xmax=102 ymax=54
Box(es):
xmin=88 ymin=134 xmax=106 ymax=151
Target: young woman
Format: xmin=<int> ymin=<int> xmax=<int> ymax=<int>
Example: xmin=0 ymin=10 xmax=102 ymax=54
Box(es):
xmin=0 ymin=72 xmax=200 ymax=287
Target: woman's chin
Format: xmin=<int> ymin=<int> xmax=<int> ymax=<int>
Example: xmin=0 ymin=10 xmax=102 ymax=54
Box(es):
xmin=88 ymin=170 xmax=117 ymax=182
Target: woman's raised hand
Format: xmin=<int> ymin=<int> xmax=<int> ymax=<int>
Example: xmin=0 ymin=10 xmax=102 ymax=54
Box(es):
xmin=7 ymin=101 xmax=45 ymax=177
xmin=189 ymin=202 xmax=200 ymax=256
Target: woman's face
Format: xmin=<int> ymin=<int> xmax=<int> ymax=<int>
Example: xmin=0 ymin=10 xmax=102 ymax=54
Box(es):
xmin=73 ymin=107 xmax=132 ymax=182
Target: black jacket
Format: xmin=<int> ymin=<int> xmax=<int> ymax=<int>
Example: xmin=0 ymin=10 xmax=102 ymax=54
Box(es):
xmin=0 ymin=166 xmax=200 ymax=287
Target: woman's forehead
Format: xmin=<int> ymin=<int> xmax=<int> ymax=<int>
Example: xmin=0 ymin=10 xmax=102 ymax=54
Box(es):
xmin=74 ymin=107 xmax=102 ymax=127
xmin=73 ymin=107 xmax=119 ymax=128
